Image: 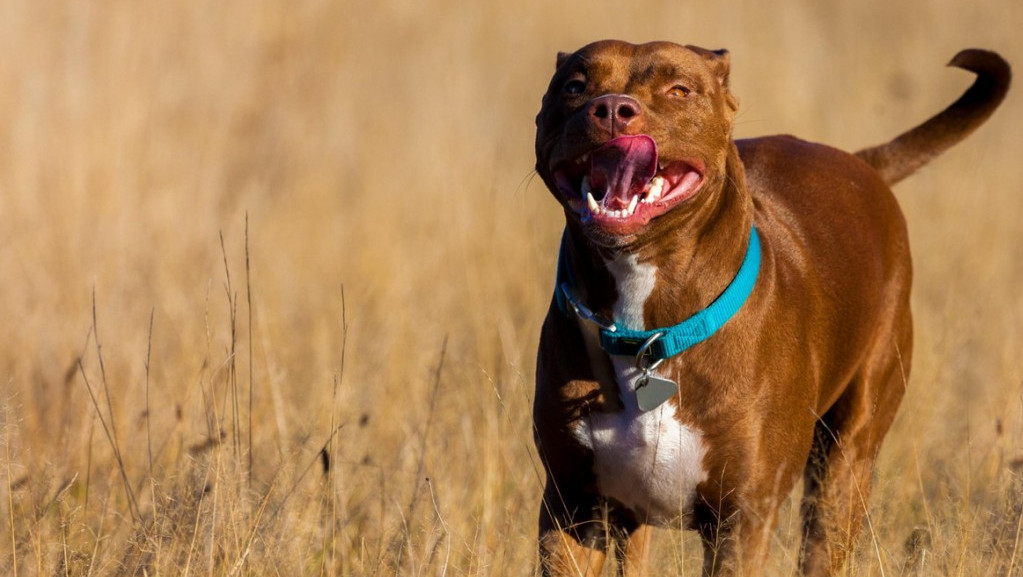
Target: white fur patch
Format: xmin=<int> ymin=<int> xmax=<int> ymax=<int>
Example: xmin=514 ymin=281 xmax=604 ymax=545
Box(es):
xmin=574 ymin=357 xmax=708 ymax=525
xmin=571 ymin=253 xmax=709 ymax=526
xmin=604 ymin=253 xmax=656 ymax=330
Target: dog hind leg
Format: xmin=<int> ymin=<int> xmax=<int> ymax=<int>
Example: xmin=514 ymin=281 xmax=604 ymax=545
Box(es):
xmin=799 ymin=321 xmax=910 ymax=576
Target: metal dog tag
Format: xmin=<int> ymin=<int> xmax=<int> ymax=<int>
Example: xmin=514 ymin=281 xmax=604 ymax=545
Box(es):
xmin=635 ymin=374 xmax=679 ymax=411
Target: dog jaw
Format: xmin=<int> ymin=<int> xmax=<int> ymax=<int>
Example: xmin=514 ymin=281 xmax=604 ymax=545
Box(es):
xmin=553 ymin=136 xmax=707 ymax=236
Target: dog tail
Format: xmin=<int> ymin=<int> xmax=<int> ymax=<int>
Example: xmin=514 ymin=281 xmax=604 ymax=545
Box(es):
xmin=854 ymin=49 xmax=1011 ymax=186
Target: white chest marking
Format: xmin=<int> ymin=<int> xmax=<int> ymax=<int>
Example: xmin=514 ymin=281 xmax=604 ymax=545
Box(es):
xmin=572 ymin=253 xmax=709 ymax=526
xmin=604 ymin=253 xmax=655 ymax=330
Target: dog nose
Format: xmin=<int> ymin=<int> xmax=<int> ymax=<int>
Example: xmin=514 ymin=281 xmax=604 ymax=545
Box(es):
xmin=588 ymin=94 xmax=643 ymax=136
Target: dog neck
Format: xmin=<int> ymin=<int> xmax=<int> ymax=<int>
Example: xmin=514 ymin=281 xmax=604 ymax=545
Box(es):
xmin=560 ymin=146 xmax=753 ymax=333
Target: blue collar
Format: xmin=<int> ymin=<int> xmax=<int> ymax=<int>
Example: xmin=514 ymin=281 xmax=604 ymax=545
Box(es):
xmin=556 ymin=226 xmax=761 ymax=361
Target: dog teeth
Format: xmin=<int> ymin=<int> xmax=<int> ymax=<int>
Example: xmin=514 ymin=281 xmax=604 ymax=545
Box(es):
xmin=581 ymin=183 xmax=641 ymax=220
xmin=644 ymin=176 xmax=665 ymax=203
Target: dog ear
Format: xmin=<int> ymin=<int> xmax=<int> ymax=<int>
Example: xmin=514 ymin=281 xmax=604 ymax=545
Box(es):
xmin=556 ymin=51 xmax=572 ymax=70
xmin=686 ymin=45 xmax=738 ymax=112
xmin=686 ymin=45 xmax=732 ymax=87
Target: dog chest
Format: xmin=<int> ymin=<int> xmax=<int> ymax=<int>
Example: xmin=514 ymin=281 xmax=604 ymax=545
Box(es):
xmin=572 ymin=357 xmax=709 ymax=526
xmin=562 ymin=250 xmax=711 ymax=524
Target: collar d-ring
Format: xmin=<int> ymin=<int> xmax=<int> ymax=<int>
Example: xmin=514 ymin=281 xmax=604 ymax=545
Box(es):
xmin=635 ymin=331 xmax=665 ymax=373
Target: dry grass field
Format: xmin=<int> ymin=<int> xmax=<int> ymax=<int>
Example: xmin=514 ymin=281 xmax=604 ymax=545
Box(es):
xmin=1 ymin=1 xmax=1021 ymax=575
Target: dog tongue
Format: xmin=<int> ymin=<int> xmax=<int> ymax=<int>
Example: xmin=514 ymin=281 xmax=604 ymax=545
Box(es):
xmin=589 ymin=135 xmax=658 ymax=209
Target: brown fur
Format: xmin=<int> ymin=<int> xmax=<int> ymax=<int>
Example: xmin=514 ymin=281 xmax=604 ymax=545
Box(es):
xmin=532 ymin=41 xmax=1010 ymax=577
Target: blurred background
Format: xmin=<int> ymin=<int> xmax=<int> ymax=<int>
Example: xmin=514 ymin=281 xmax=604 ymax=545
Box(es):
xmin=0 ymin=0 xmax=1020 ymax=575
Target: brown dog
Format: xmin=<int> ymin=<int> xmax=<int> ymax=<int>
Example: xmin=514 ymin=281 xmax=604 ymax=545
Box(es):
xmin=532 ymin=41 xmax=1010 ymax=577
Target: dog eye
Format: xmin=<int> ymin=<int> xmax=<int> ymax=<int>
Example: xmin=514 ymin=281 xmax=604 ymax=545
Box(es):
xmin=668 ymin=85 xmax=691 ymax=98
xmin=563 ymin=79 xmax=587 ymax=95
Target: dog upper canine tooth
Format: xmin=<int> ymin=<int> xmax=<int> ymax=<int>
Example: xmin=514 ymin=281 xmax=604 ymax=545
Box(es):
xmin=628 ymin=195 xmax=639 ymax=215
xmin=586 ymin=192 xmax=599 ymax=213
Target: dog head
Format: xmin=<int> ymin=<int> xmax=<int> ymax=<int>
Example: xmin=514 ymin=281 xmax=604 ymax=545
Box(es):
xmin=535 ymin=40 xmax=739 ymax=247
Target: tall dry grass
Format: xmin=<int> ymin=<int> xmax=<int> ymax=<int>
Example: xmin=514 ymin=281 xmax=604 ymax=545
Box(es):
xmin=0 ymin=0 xmax=1021 ymax=575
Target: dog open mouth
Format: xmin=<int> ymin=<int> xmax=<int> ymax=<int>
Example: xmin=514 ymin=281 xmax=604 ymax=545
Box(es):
xmin=553 ymin=135 xmax=705 ymax=232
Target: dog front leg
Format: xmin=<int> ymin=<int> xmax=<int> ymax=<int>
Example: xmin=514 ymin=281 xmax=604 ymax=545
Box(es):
xmin=538 ymin=528 xmax=607 ymax=577
xmin=538 ymin=483 xmax=609 ymax=577
xmin=696 ymin=502 xmax=779 ymax=577
xmin=616 ymin=523 xmax=652 ymax=577
xmin=538 ymin=510 xmax=650 ymax=577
